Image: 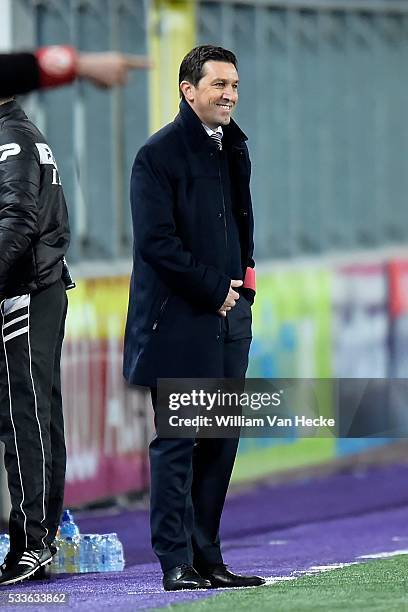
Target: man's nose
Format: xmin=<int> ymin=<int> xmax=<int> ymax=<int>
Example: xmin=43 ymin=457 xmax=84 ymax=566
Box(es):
xmin=222 ymin=86 xmax=237 ymax=101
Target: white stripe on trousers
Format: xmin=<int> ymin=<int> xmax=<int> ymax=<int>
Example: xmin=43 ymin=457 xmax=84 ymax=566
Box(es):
xmin=4 ymin=326 xmax=29 ymax=343
xmin=1 ymin=294 xmax=48 ymax=548
xmin=27 ymin=296 xmax=49 ymax=547
xmin=3 ymin=314 xmax=29 ymax=330
xmin=1 ymin=301 xmax=28 ymax=549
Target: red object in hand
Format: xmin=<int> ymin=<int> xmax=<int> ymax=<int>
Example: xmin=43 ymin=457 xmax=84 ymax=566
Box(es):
xmin=243 ymin=267 xmax=256 ymax=291
xmin=35 ymin=45 xmax=77 ymax=89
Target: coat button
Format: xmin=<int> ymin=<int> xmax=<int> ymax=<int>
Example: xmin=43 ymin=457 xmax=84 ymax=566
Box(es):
xmin=218 ymin=212 xmax=222 ymax=219
xmin=216 ymin=334 xmax=220 ymax=340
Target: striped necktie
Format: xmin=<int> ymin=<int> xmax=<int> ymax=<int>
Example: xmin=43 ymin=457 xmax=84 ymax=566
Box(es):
xmin=210 ymin=131 xmax=222 ymax=150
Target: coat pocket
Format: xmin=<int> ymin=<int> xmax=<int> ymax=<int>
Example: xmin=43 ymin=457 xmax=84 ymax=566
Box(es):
xmin=227 ymin=294 xmax=252 ymax=340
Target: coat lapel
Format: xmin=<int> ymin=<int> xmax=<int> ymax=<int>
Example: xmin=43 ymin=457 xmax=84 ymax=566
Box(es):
xmin=174 ymin=99 xmax=248 ymax=153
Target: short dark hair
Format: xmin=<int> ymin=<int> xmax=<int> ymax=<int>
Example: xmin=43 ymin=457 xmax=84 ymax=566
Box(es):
xmin=179 ymin=45 xmax=237 ymax=98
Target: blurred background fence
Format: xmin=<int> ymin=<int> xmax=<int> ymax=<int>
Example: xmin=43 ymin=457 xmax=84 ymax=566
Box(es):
xmin=1 ymin=0 xmax=408 ymax=511
xmin=9 ymin=0 xmax=408 ymax=262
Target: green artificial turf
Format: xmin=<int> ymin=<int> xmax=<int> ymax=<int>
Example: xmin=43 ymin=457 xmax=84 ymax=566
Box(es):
xmin=232 ymin=438 xmax=335 ymax=482
xmin=157 ymin=556 xmax=408 ymax=612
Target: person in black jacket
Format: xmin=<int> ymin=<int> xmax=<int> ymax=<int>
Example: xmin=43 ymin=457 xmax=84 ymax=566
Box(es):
xmin=124 ymin=45 xmax=264 ymax=591
xmin=0 ymin=46 xmax=152 ymax=97
xmin=0 ymin=97 xmax=71 ymax=585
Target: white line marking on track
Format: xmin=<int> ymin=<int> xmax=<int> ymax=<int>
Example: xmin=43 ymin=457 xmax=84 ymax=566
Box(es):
xmin=304 ymin=563 xmax=359 ymax=574
xmin=126 ymin=551 xmax=408 ymax=596
xmin=358 ymin=549 xmax=408 ymax=559
xmin=264 ymin=576 xmax=297 ymax=584
xmin=127 ymin=585 xmax=270 ymax=594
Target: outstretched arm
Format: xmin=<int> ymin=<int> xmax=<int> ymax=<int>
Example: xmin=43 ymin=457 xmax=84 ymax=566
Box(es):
xmin=0 ymin=46 xmax=152 ymax=97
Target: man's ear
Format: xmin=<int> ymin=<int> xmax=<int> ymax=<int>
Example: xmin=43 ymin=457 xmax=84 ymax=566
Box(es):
xmin=180 ymin=81 xmax=194 ymax=102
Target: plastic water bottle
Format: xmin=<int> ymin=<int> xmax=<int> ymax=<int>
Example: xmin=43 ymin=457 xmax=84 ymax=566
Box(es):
xmin=111 ymin=534 xmax=125 ymax=571
xmin=60 ymin=537 xmax=80 ymax=573
xmin=0 ymin=534 xmax=9 ymax=565
xmin=99 ymin=534 xmax=113 ymax=572
xmin=50 ymin=528 xmax=62 ymax=574
xmin=59 ymin=509 xmax=80 ymax=539
xmin=55 ymin=538 xmax=65 ymax=574
xmin=98 ymin=534 xmax=125 ymax=572
xmin=52 ymin=531 xmax=124 ymax=574
xmin=80 ymin=535 xmax=99 ymax=573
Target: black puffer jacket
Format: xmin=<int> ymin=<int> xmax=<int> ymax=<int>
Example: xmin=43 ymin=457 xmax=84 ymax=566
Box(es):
xmin=0 ymin=100 xmax=70 ymax=298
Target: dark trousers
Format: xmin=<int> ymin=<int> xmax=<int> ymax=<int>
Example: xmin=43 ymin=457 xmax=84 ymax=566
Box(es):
xmin=0 ymin=280 xmax=67 ymax=553
xmin=149 ymin=299 xmax=251 ymax=572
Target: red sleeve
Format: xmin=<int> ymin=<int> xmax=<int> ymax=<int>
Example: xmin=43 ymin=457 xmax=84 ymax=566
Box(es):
xmin=243 ymin=266 xmax=256 ymax=291
xmin=35 ymin=45 xmax=77 ymax=89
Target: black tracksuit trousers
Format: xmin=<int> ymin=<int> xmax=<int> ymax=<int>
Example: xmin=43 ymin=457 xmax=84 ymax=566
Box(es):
xmin=0 ymin=280 xmax=67 ymax=553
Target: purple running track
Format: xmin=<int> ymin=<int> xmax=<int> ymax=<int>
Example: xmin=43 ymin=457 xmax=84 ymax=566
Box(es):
xmin=2 ymin=464 xmax=408 ymax=611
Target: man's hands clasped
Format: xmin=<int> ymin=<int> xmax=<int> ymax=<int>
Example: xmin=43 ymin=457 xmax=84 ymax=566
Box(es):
xmin=217 ymin=280 xmax=243 ymax=318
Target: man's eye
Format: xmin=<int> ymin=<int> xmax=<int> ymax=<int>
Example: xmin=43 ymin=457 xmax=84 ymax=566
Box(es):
xmin=214 ymin=83 xmax=224 ymax=87
xmin=233 ymin=84 xmax=238 ymax=89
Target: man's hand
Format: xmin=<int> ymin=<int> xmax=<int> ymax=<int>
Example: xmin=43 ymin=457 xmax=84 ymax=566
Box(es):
xmin=76 ymin=52 xmax=153 ymax=88
xmin=217 ymin=280 xmax=243 ymax=318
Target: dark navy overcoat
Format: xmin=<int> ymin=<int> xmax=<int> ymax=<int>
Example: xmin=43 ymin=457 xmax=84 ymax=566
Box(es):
xmin=123 ymin=99 xmax=255 ymax=387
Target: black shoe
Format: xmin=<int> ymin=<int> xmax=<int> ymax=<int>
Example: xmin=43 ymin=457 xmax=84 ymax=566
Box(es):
xmin=0 ymin=548 xmax=52 ymax=586
xmin=163 ymin=564 xmax=211 ymax=591
xmin=201 ymin=563 xmax=266 ymax=588
xmin=30 ymin=545 xmax=57 ymax=581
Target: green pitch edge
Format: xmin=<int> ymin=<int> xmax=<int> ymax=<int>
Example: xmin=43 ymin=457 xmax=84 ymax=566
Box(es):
xmin=162 ymin=556 xmax=408 ymax=612
xmin=231 ymin=439 xmax=335 ymax=482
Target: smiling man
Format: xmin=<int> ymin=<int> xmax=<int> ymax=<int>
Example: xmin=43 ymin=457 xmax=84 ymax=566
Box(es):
xmin=124 ymin=45 xmax=263 ymax=591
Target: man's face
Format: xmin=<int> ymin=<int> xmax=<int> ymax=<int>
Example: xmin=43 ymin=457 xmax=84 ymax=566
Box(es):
xmin=181 ymin=60 xmax=239 ymax=129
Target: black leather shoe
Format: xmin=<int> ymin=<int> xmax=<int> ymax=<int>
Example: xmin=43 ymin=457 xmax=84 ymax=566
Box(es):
xmin=202 ymin=564 xmax=266 ymax=588
xmin=163 ymin=564 xmax=211 ymax=591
